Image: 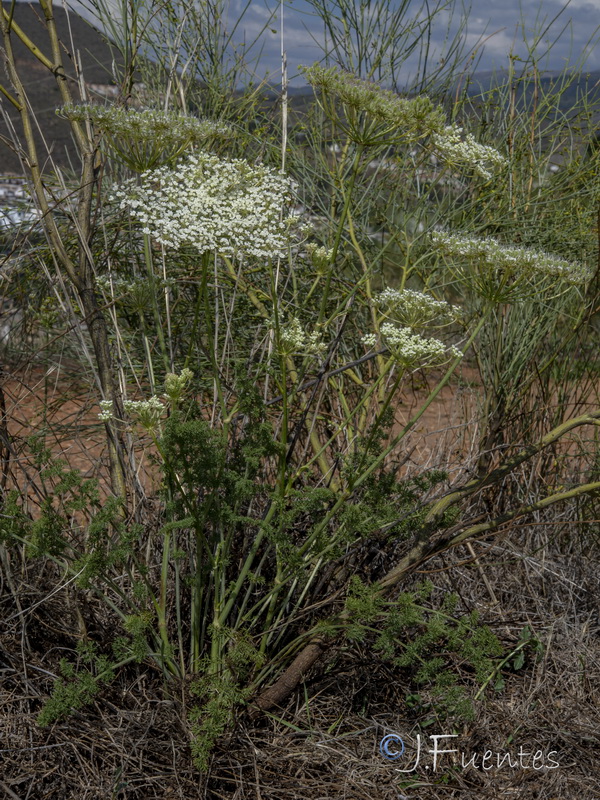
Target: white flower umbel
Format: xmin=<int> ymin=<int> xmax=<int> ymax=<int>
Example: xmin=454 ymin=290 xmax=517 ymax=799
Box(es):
xmin=123 ymin=396 xmax=165 ymax=432
xmin=112 ymin=152 xmax=290 ymax=259
xmin=432 ymin=231 xmax=590 ymax=301
xmin=432 ymin=125 xmax=507 ymax=180
xmin=362 ymin=323 xmax=461 ymax=368
xmin=98 ymin=399 xmax=114 ymax=421
xmin=375 ymin=288 xmax=458 ymax=329
xmin=59 ymin=104 xmax=230 ymax=169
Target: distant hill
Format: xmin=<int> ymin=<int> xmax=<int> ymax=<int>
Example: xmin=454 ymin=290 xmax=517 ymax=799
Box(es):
xmin=0 ymin=2 xmax=118 ymax=174
xmin=460 ymin=68 xmax=600 ymax=116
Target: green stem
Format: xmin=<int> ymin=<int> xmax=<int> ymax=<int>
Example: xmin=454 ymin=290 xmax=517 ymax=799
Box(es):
xmin=298 ymin=312 xmax=489 ymax=558
xmin=216 ymin=501 xmax=279 ymax=627
xmin=474 ymin=640 xmax=529 ymax=700
xmin=317 ymin=143 xmax=365 ymax=326
xmin=157 ymin=528 xmax=173 ymax=667
xmin=143 ymin=233 xmax=170 ymax=375
xmin=138 ymin=312 xmax=156 ymax=394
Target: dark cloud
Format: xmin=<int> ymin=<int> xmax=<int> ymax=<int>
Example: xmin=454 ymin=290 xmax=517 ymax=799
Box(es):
xmin=237 ymin=0 xmax=600 ymax=84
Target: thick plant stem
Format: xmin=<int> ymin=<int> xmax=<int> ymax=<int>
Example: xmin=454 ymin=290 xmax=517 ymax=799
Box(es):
xmin=0 ymin=4 xmax=129 ymax=501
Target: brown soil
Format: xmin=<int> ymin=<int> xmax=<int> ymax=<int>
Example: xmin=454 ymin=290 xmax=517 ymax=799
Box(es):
xmin=0 ymin=361 xmax=483 ymax=505
xmin=0 ymin=362 xmax=160 ymax=512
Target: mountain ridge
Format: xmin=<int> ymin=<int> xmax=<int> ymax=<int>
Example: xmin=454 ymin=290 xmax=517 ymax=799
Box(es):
xmin=0 ymin=1 xmax=118 ymax=173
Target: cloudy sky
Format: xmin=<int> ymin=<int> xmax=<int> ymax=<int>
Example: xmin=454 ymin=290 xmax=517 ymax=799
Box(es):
xmin=59 ymin=0 xmax=600 ymax=85
xmin=268 ymin=0 xmax=600 ymax=80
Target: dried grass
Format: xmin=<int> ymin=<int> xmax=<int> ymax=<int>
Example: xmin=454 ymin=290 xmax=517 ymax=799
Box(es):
xmin=2 ymin=513 xmax=599 ymax=799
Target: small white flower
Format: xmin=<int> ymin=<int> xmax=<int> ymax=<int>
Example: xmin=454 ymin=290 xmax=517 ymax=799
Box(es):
xmin=362 ymin=333 xmax=377 ymax=348
xmin=98 ymin=399 xmax=114 ymax=421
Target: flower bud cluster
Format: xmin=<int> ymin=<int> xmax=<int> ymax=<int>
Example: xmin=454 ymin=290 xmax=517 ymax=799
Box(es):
xmin=375 ymin=288 xmax=458 ymax=329
xmin=431 ymin=231 xmax=589 ymax=284
xmin=60 ymin=104 xmax=230 ymax=169
xmin=123 ymin=396 xmax=165 ymax=431
xmin=96 ymin=275 xmax=148 ymax=294
xmin=301 ymin=64 xmax=446 ymax=142
xmin=164 ymin=368 xmax=194 ymax=404
xmin=362 ymin=323 xmax=461 ymax=367
xmin=305 ymin=243 xmax=334 ymax=273
xmin=432 ymin=125 xmax=507 ymax=180
xmin=278 ymin=317 xmax=327 ymax=357
xmin=60 ymin=104 xmax=229 ymax=144
xmin=111 ymin=152 xmax=291 ymax=258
